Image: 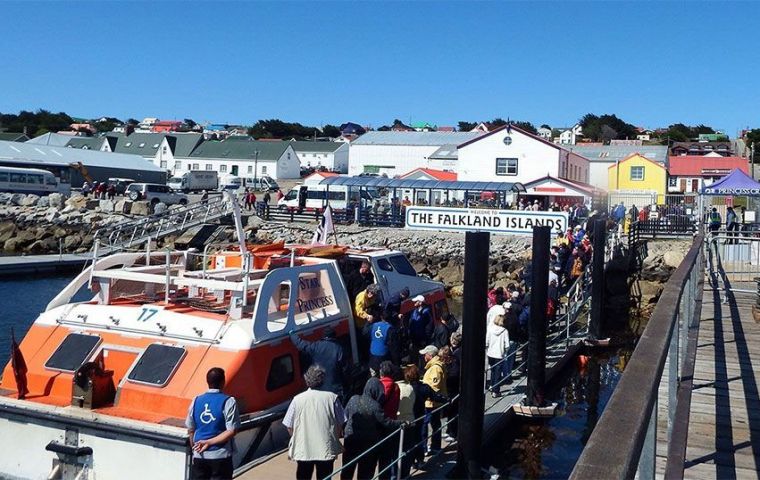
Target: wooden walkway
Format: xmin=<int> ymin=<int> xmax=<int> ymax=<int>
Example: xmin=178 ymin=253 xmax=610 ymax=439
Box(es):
xmin=0 ymin=253 xmax=88 ymax=276
xmin=656 ymin=280 xmax=760 ymax=479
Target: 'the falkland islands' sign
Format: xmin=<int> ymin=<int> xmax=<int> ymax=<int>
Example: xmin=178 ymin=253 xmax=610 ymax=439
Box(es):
xmin=405 ymin=206 xmax=568 ymax=236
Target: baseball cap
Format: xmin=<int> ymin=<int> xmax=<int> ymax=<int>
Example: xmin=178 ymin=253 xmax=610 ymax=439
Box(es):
xmin=419 ymin=345 xmax=439 ymax=356
xmin=412 ymin=295 xmax=425 ymax=303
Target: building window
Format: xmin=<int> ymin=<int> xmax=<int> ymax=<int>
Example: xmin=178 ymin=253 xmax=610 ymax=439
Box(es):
xmin=206 ymin=164 xmax=212 ymax=171
xmin=174 ymin=161 xmax=182 ymax=170
xmin=495 ymin=158 xmax=518 ymax=176
xmin=160 ymin=160 xmax=167 ymax=168
xmin=630 ymin=166 xmax=645 ymax=181
xmin=192 ymin=163 xmax=199 ymax=170
xmin=162 ymin=146 xmax=168 ymax=153
xmin=262 ymin=166 xmax=267 ymax=174
xmin=247 ymin=165 xmax=253 ymax=174
xmin=668 ymin=177 xmax=677 ymax=187
xmin=220 ymin=165 xmax=227 ymax=173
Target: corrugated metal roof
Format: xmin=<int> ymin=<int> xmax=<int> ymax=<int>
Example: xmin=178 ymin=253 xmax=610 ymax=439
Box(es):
xmin=668 ymin=156 xmax=748 ymax=176
xmin=0 ymin=140 xmax=164 ymax=172
xmin=66 ymin=137 xmax=106 ymax=150
xmin=319 ymin=175 xmax=524 ymax=192
xmin=289 ymin=141 xmax=344 ymax=153
xmin=568 ymin=144 xmax=669 ymax=165
xmin=350 ymin=131 xmax=482 ymax=146
xmin=26 ymin=132 xmax=76 ymax=147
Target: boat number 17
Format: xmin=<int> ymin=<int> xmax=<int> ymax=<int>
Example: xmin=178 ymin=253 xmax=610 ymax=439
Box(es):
xmin=137 ymin=307 xmax=159 ymax=323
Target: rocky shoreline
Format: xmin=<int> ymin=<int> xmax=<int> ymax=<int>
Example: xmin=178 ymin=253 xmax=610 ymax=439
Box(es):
xmin=1 ymin=192 xmax=684 ymax=295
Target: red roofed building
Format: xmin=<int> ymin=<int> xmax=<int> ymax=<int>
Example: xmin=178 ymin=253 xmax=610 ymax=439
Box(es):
xmin=303 ymin=171 xmax=342 ymax=185
xmin=400 ymin=168 xmax=457 ymax=181
xmin=151 ymin=121 xmax=183 ymax=133
xmin=667 ymin=155 xmax=749 ymax=193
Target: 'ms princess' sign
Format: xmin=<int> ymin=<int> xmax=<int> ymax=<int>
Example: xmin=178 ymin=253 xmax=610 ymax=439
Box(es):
xmin=405 ymin=206 xmax=568 ymax=236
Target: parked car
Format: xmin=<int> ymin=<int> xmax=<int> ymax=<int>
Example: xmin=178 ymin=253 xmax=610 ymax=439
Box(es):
xmin=126 ymin=183 xmax=189 ymax=206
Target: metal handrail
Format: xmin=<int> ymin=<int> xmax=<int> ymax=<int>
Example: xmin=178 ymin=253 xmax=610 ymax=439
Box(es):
xmin=570 ymin=235 xmax=704 ymax=480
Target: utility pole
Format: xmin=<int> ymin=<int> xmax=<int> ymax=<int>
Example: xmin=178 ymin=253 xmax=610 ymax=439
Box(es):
xmin=253 ymin=150 xmax=260 ymax=184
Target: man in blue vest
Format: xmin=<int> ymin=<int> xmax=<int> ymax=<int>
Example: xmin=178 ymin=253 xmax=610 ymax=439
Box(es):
xmin=364 ymin=310 xmax=400 ymax=374
xmin=186 ymin=368 xmax=240 ymax=479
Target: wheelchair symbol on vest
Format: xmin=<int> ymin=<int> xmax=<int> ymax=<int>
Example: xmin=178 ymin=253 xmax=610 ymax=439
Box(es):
xmin=200 ymin=403 xmax=216 ymax=424
xmin=374 ymin=327 xmax=384 ymax=339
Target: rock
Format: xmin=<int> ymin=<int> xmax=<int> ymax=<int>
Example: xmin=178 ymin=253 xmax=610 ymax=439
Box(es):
xmin=99 ymin=200 xmax=115 ymax=213
xmin=0 ymin=193 xmax=11 ymax=205
xmin=154 ymin=202 xmax=168 ymax=215
xmin=26 ymin=237 xmax=59 ymax=254
xmin=65 ymin=194 xmax=88 ymax=211
xmin=64 ymin=234 xmax=82 ymax=250
xmin=663 ymin=250 xmax=685 ymax=269
xmin=37 ymin=196 xmax=50 ymax=208
xmin=114 ymin=199 xmax=132 ymax=214
xmin=44 ymin=208 xmax=60 ymax=222
xmin=85 ymin=200 xmax=100 ymax=210
xmin=4 ymin=238 xmax=21 ymax=253
xmin=10 ymin=193 xmax=26 ymax=206
xmin=638 ymin=280 xmax=664 ymax=304
xmin=0 ymin=221 xmax=16 ymax=244
xmin=48 ymin=193 xmax=64 ymax=209
xmin=247 ymin=215 xmax=265 ymax=229
xmin=53 ymin=227 xmax=68 ymax=239
xmin=130 ymin=201 xmax=151 ymax=216
xmin=437 ymin=263 xmax=463 ymax=286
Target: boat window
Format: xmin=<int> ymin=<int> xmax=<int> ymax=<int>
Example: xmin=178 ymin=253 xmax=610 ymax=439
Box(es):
xmin=267 ymin=281 xmax=291 ymax=329
xmin=376 ymin=258 xmax=393 ymax=272
xmin=127 ymin=344 xmax=185 ymax=387
xmin=266 ymin=354 xmax=294 ymax=391
xmin=0 ymin=172 xmax=8 ymax=182
xmin=45 ymin=333 xmax=101 ymax=372
xmin=388 ymin=255 xmax=417 ymax=276
xmin=293 ymin=270 xmax=339 ymax=325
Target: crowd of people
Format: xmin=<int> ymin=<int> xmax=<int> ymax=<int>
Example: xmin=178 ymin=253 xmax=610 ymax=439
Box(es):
xmin=81 ymin=180 xmax=117 ymax=200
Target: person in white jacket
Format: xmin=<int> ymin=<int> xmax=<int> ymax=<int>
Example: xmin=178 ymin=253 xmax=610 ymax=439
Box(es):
xmin=485 ymin=313 xmax=510 ymax=398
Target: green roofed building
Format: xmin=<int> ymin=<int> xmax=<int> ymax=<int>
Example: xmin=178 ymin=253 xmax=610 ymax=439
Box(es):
xmin=186 ymin=137 xmax=300 ymax=179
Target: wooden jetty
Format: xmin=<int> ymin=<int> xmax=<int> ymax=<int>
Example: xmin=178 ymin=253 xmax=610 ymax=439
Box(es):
xmin=0 ymin=253 xmax=88 ymax=276
xmin=657 ymin=281 xmax=760 ymax=479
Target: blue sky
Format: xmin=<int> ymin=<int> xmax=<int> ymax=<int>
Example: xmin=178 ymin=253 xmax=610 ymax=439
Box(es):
xmin=1 ymin=1 xmax=758 ymax=135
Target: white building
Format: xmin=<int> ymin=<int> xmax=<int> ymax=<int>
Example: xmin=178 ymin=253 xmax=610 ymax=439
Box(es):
xmin=289 ymin=141 xmax=349 ymax=173
xmin=107 ymin=132 xmax=204 ymax=174
xmin=183 ymin=137 xmax=300 ymax=179
xmin=556 ymin=123 xmax=583 ymax=145
xmin=537 ymin=127 xmax=552 ymax=139
xmin=457 ymin=124 xmax=591 ymax=184
xmin=348 ymin=131 xmax=482 ymax=177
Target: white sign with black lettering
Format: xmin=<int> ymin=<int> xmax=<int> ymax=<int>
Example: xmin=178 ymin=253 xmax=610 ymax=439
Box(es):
xmin=405 ymin=206 xmax=568 ymax=236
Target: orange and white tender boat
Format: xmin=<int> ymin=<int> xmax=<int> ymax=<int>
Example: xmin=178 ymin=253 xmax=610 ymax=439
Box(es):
xmin=0 ymin=239 xmax=446 ymax=479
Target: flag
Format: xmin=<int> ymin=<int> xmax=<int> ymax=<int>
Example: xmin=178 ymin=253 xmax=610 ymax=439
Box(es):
xmin=10 ymin=328 xmax=28 ymax=400
xmin=312 ymin=205 xmax=336 ymax=246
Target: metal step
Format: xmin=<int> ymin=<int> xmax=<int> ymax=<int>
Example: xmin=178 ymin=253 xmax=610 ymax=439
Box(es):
xmin=92 ymin=195 xmax=235 ymax=255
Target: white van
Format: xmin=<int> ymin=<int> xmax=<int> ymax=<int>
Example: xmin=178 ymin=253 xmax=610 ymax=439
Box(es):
xmin=277 ymin=184 xmax=376 ymax=211
xmin=241 ymin=175 xmax=280 ymax=192
xmin=218 ymin=174 xmax=242 ymax=191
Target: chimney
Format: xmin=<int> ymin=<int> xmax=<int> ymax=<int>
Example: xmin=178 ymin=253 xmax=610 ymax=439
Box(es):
xmin=126 ymin=124 xmax=135 ymax=135
xmin=23 ymin=126 xmax=28 ymax=136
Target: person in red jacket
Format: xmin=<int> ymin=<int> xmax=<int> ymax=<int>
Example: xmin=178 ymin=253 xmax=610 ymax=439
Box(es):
xmin=377 ymin=361 xmax=400 ymax=480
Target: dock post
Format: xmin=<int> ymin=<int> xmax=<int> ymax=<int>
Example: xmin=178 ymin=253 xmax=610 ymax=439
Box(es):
xmin=589 ymin=219 xmax=607 ymax=339
xmin=455 ymin=231 xmax=490 ymax=478
xmin=526 ymin=226 xmax=550 ymax=407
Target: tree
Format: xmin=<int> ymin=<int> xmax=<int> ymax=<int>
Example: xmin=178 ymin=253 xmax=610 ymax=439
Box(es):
xmin=183 ymin=118 xmax=197 ymax=128
xmin=126 ymin=118 xmax=139 ymax=126
xmin=511 ymin=120 xmax=537 ymax=135
xmin=321 ymin=124 xmax=341 ymax=138
xmin=540 ymin=124 xmax=551 ymax=129
xmin=745 ymin=129 xmax=760 ymax=164
xmin=579 ymin=113 xmax=637 ymax=143
xmin=489 ymin=118 xmax=508 ymax=127
xmin=457 ymin=121 xmax=477 ymax=132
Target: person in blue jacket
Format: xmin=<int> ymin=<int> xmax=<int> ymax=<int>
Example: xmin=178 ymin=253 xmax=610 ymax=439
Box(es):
xmin=186 ymin=368 xmax=240 ymax=480
xmin=290 ymin=326 xmax=346 ymax=402
xmin=364 ymin=311 xmax=400 ymax=374
xmin=408 ymin=295 xmax=433 ymax=363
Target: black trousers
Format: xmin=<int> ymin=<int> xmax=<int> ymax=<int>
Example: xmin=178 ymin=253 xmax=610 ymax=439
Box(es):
xmin=341 ymin=444 xmax=379 ymax=480
xmin=296 ymin=460 xmax=334 ymax=480
xmin=190 ymin=457 xmax=233 ymax=480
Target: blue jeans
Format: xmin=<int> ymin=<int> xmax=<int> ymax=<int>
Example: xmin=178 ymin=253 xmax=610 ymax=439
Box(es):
xmin=423 ymin=407 xmax=441 ymax=452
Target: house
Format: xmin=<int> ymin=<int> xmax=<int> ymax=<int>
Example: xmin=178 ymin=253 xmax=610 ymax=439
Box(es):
xmin=0 ymin=139 xmax=165 ymax=187
xmin=0 ymin=132 xmax=29 ymax=142
xmin=339 ymin=122 xmax=366 ymax=137
xmin=698 ymin=133 xmax=728 ymax=142
xmin=348 ymin=131 xmax=482 ymax=176
xmin=636 ymin=128 xmax=653 ymax=142
xmin=138 ymin=118 xmax=159 ymax=131
xmin=556 ymin=123 xmax=583 ymax=145
xmin=671 ymin=141 xmax=733 ymax=157
xmin=667 ymin=155 xmax=748 ymax=194
xmin=607 ymin=153 xmax=667 ymax=203
xmin=456 ymin=124 xmax=591 ymax=185
xmin=522 ymin=175 xmax=600 ymax=207
xmin=390 ymin=121 xmax=414 ymax=132
xmin=109 ymin=132 xmax=204 ymax=173
xmin=69 ymin=123 xmax=97 ymax=135
xmin=203 ymin=124 xmax=229 ymax=140
xmin=151 ymin=121 xmax=183 ymax=133
xmin=537 ymin=127 xmax=552 ymax=139
xmin=399 ymin=168 xmax=457 ymax=181
xmin=411 ymin=122 xmax=437 ymax=132
xmin=65 ymin=136 xmax=114 ymax=152
xmin=289 ymin=141 xmax=349 ymax=173
xmin=185 ymin=137 xmax=299 ymax=179
xmin=437 ymin=126 xmax=455 ymax=132
xmin=568 ymin=144 xmax=669 ymax=190
xmin=470 ymin=122 xmax=497 ymax=133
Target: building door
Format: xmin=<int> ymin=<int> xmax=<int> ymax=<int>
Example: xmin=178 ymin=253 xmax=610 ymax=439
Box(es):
xmin=679 ymin=179 xmax=687 ymax=192
xmin=231 ymin=165 xmax=239 ymax=176
xmin=691 ymin=179 xmax=699 ymax=192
